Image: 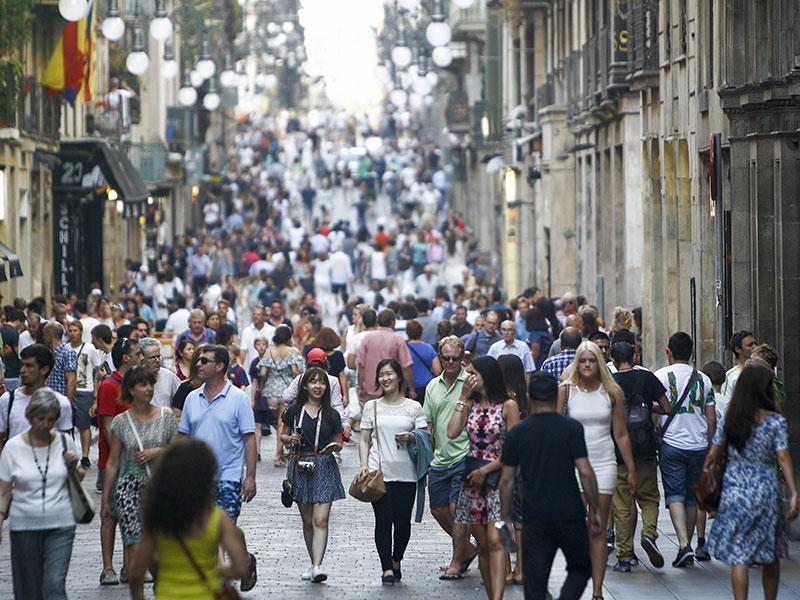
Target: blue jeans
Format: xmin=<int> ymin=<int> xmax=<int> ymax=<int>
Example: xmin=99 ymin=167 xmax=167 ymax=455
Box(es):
xmin=659 ymin=441 xmax=707 ymax=507
xmin=10 ymin=526 xmax=76 ymax=600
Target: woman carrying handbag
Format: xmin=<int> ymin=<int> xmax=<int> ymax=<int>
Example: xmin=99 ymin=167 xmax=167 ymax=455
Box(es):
xmin=357 ymin=359 xmax=427 ymax=585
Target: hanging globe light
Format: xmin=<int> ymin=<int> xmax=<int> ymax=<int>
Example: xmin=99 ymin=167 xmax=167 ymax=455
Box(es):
xmin=424 ymin=94 xmax=435 ymax=107
xmin=452 ymin=0 xmax=475 ymax=8
xmin=426 ymin=71 xmax=439 ymax=87
xmin=101 ymin=0 xmax=125 ymax=40
xmin=409 ymin=93 xmax=424 ymax=110
xmin=190 ymin=68 xmax=204 ymax=88
xmin=426 ymin=21 xmax=452 ymax=47
xmin=58 ymin=0 xmax=87 ymax=22
xmin=267 ymin=22 xmax=280 ymax=35
xmin=126 ymin=26 xmax=149 ymax=75
xmin=282 ymin=21 xmax=295 ymax=34
xmin=389 ymin=88 xmax=407 ymax=108
xmin=202 ymin=79 xmax=221 ymax=111
xmin=391 ymin=27 xmax=412 ymax=68
xmin=178 ymin=69 xmax=198 ymax=106
xmin=220 ymin=54 xmax=238 ymax=88
xmin=432 ymin=46 xmax=453 ymax=67
xmin=197 ymin=40 xmax=216 ymax=80
xmin=412 ymin=76 xmax=432 ymax=96
xmin=161 ymin=41 xmax=178 ymax=79
xmin=149 ymin=0 xmax=173 ymax=41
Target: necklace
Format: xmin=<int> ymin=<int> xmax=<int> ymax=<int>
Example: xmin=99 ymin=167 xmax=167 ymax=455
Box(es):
xmin=30 ymin=435 xmax=52 ymax=513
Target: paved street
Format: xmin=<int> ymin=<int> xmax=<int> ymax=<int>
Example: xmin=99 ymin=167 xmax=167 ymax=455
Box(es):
xmin=2 ymin=432 xmax=800 ymax=599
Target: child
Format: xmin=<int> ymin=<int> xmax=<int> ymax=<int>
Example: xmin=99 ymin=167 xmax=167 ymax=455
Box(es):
xmin=247 ymin=336 xmax=270 ymax=460
xmin=227 ymin=346 xmax=250 ymax=390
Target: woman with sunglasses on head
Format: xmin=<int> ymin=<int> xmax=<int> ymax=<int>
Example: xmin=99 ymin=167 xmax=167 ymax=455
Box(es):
xmin=447 ymin=355 xmax=520 ymax=600
xmin=102 ymin=365 xmax=179 ymax=592
xmin=358 ymin=358 xmax=428 ymax=585
xmin=280 ymin=366 xmax=345 ymax=583
xmin=557 ymin=340 xmax=637 ymax=600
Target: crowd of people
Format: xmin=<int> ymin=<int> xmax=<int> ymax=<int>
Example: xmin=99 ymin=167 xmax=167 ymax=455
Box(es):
xmin=0 ymin=112 xmax=795 ymax=600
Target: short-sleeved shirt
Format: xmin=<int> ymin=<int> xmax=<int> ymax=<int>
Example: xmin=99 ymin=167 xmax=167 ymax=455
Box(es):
xmin=0 ymin=387 xmax=72 ymax=439
xmin=356 ymin=328 xmax=413 ymax=396
xmin=179 ymin=381 xmax=256 ymax=481
xmin=424 ymin=369 xmax=470 ymax=467
xmin=282 ymin=405 xmax=342 ymax=452
xmin=654 ymin=363 xmax=715 ymax=451
xmin=361 ymin=398 xmax=427 ymax=482
xmin=1 ymin=325 xmax=20 ymax=378
xmin=72 ymin=342 xmax=102 ymax=393
xmin=171 ymin=380 xmax=199 ymax=412
xmin=502 ymin=412 xmax=588 ymax=522
xmin=228 ymin=365 xmax=249 ymax=389
xmin=154 ymin=367 xmax=181 ymax=408
xmin=460 ymin=330 xmax=502 ymax=357
xmin=487 ymin=339 xmax=536 ymax=373
xmin=48 ymin=343 xmax=77 ymax=396
xmin=97 ymin=372 xmax=129 ymax=469
xmin=407 ymin=341 xmax=438 ymax=389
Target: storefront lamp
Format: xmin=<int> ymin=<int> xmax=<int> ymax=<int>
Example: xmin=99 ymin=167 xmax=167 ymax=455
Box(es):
xmin=107 ymin=188 xmax=118 ymax=201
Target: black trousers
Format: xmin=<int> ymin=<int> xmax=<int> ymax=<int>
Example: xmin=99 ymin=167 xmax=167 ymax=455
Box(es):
xmin=371 ymin=481 xmax=417 ymax=572
xmin=523 ymin=518 xmax=591 ymax=600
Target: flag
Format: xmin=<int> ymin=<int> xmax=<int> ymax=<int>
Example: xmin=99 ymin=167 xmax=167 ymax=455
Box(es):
xmin=42 ymin=1 xmax=95 ymax=104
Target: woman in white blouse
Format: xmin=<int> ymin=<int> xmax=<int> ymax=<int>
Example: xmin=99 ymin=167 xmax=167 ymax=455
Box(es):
xmin=0 ymin=389 xmax=84 ymax=599
xmin=358 ymin=358 xmax=427 ymax=586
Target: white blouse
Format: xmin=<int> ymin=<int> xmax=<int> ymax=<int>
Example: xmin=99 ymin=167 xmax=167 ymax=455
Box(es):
xmin=361 ymin=398 xmax=427 ymax=482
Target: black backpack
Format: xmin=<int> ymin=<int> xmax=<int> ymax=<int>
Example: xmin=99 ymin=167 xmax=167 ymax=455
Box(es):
xmin=619 ymin=372 xmax=657 ymax=459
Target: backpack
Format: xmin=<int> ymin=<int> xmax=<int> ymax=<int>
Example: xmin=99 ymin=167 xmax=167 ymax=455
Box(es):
xmin=619 ymin=373 xmax=657 ymax=459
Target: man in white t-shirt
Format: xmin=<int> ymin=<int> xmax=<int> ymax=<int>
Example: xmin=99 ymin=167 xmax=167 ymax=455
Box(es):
xmin=240 ymin=306 xmax=275 ymax=372
xmin=653 ymin=332 xmax=716 ymax=568
xmin=75 ymin=300 xmax=100 ymax=345
xmin=68 ymin=321 xmax=102 ymax=467
xmin=329 ymin=249 xmax=353 ymax=303
xmin=18 ymin=313 xmax=42 ymax=353
xmin=0 ymin=344 xmax=72 ymax=449
xmin=140 ymin=338 xmax=180 ymax=409
xmin=165 ymin=296 xmax=191 ymax=334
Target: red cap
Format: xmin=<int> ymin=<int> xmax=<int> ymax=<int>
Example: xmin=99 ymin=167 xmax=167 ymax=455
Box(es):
xmin=307 ymin=348 xmax=328 ymax=365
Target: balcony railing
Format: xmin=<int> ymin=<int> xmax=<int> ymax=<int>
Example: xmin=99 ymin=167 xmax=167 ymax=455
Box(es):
xmin=628 ymin=0 xmax=659 ymax=85
xmin=448 ymin=0 xmax=487 ymax=38
xmin=89 ymin=95 xmax=140 ymax=141
xmin=0 ymin=66 xmax=60 ymax=139
xmin=129 ymin=142 xmax=167 ymax=184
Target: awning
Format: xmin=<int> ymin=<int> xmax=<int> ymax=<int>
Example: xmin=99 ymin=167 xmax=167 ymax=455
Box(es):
xmin=0 ymin=240 xmax=23 ymax=281
xmin=54 ymin=140 xmax=149 ymax=215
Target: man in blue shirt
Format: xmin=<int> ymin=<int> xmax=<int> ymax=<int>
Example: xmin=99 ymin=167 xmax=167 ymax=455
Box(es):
xmin=178 ymin=344 xmax=257 ymax=523
xmin=460 ymin=311 xmax=501 ymax=358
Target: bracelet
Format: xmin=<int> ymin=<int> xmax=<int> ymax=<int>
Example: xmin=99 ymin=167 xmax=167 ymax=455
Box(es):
xmin=455 ymin=400 xmax=466 ymax=411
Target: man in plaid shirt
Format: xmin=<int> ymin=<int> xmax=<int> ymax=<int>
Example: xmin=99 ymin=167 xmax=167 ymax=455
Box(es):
xmin=43 ymin=321 xmax=77 ymax=402
xmin=540 ymin=327 xmax=582 ymax=382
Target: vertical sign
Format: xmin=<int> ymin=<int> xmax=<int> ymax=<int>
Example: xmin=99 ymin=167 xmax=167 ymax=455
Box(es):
xmin=53 ymin=195 xmax=76 ymax=296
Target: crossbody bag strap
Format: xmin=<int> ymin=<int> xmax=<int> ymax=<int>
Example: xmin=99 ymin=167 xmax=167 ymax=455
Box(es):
xmin=373 ymin=400 xmax=382 ymax=470
xmin=125 ymin=410 xmax=152 ymax=478
xmin=661 ymin=369 xmax=698 ymax=436
xmin=177 ymin=538 xmax=216 ymax=595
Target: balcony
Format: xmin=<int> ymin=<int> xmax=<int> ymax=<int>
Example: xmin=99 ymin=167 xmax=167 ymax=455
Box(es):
xmin=448 ymin=0 xmax=487 ymax=39
xmin=0 ymin=65 xmax=60 ymax=140
xmin=88 ymin=95 xmax=140 ymax=142
xmin=128 ymin=142 xmax=167 ymax=184
xmin=628 ymin=0 xmax=659 ymax=87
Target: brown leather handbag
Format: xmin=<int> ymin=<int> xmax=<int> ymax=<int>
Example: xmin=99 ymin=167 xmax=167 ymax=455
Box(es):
xmin=349 ymin=401 xmax=387 ymax=503
xmin=695 ymin=437 xmax=728 ymax=514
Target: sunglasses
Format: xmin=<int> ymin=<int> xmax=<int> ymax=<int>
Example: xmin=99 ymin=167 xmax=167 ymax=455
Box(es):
xmin=198 ymin=357 xmax=216 ymax=365
xmin=440 ymin=355 xmax=462 ymax=363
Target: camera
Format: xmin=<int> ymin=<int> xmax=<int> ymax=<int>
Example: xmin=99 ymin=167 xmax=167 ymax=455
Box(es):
xmin=297 ymin=459 xmax=316 ymax=473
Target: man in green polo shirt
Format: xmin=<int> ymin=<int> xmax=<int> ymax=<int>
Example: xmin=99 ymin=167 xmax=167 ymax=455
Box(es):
xmin=424 ymin=335 xmax=476 ymax=580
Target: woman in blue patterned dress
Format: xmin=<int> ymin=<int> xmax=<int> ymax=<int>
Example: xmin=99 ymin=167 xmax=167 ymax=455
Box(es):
xmin=706 ymin=363 xmax=799 ymax=600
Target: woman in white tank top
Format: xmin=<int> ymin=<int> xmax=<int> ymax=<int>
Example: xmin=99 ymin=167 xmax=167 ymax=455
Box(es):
xmin=556 ymin=341 xmax=637 ymax=600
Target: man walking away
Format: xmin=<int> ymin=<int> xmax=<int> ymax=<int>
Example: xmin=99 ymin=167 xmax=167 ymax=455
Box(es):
xmin=540 ymin=327 xmax=582 ymax=383
xmin=500 ymin=371 xmax=601 ymax=600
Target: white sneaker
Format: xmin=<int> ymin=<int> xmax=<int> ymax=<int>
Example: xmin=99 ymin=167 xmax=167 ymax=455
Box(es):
xmin=301 ymin=567 xmax=313 ymax=581
xmin=311 ymin=565 xmax=328 ymax=583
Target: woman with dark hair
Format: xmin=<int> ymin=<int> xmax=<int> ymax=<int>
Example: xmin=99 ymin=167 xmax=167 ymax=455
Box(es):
xmin=358 ymin=358 xmax=427 ymax=584
xmin=280 ymin=367 xmax=345 ymax=583
xmin=705 ymin=364 xmax=799 ymax=600
xmin=130 ymin=439 xmax=250 ymax=599
xmin=447 ymin=355 xmax=520 ymax=599
xmin=300 ymin=315 xmax=323 ymax=356
xmin=171 ymin=346 xmax=205 ymax=420
xmin=406 ymin=319 xmax=442 ymax=403
xmin=496 ymin=354 xmax=527 ymax=586
xmin=102 ymin=365 xmax=178 ymax=590
xmin=259 ymin=325 xmax=304 ymax=466
xmin=436 ymin=319 xmax=453 ymax=343
xmin=314 ymin=327 xmax=348 ymax=403
xmin=172 ymin=338 xmax=196 ymax=382
xmin=536 ymin=297 xmax=562 ymax=340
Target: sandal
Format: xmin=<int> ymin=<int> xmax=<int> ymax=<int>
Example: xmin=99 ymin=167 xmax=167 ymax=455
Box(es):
xmin=439 ymin=569 xmax=464 ymax=581
xmin=241 ymin=553 xmax=257 ymax=592
xmin=273 ymin=459 xmax=286 ymax=467
xmin=459 ymin=552 xmax=478 ymax=575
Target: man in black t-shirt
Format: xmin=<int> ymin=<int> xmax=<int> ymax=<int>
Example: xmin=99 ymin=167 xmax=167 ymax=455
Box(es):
xmin=500 ymin=372 xmax=601 ymax=600
xmin=1 ymin=309 xmax=24 ymax=392
xmin=610 ymin=341 xmax=673 ymax=571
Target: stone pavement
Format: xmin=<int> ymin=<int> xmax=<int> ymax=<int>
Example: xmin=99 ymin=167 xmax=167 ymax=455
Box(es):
xmin=2 ymin=432 xmax=800 ymax=599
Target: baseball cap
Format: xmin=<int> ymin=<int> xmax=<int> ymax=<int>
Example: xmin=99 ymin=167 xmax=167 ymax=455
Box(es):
xmin=527 ymin=371 xmax=558 ymax=403
xmin=307 ymin=348 xmax=328 ymax=366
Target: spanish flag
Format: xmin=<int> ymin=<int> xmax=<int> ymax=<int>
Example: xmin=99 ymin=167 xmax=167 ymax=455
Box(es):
xmin=42 ymin=0 xmax=95 ymax=104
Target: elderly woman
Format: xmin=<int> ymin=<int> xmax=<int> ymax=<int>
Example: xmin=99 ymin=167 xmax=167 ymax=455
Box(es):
xmin=0 ymin=388 xmax=84 ymax=599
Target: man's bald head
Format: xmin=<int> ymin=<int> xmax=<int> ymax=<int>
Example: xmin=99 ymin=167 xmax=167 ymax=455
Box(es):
xmin=565 ymin=314 xmax=584 ymax=333
xmin=560 ymin=327 xmax=582 ymax=350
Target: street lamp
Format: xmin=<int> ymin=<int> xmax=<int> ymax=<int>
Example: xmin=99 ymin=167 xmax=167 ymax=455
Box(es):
xmin=162 ymin=41 xmax=178 ymax=78
xmin=149 ymin=0 xmax=173 ymax=41
xmin=197 ymin=40 xmax=216 ymax=80
xmin=58 ymin=0 xmax=88 ymax=21
xmin=178 ymin=68 xmax=198 ymax=106
xmin=452 ymin=0 xmax=475 ymax=8
xmin=432 ymin=45 xmax=452 ymax=67
xmin=202 ymin=78 xmax=221 ymax=111
xmin=220 ymin=54 xmax=238 ymax=88
xmin=100 ymin=0 xmax=125 ymax=40
xmin=391 ymin=29 xmax=412 ymax=68
xmin=425 ymin=0 xmax=451 ymax=47
xmin=126 ymin=26 xmax=150 ymax=75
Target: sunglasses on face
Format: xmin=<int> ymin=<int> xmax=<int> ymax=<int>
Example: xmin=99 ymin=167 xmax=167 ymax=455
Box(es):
xmin=198 ymin=357 xmax=216 ymax=365
xmin=440 ymin=355 xmax=462 ymax=363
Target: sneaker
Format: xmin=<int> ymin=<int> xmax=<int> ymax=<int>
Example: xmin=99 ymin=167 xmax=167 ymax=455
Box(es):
xmin=695 ymin=544 xmax=711 ymax=562
xmin=612 ymin=559 xmax=632 ymax=573
xmin=311 ymin=565 xmax=328 ymax=583
xmin=630 ymin=554 xmax=639 ymax=567
xmin=641 ymin=535 xmax=664 ymax=568
xmin=119 ymin=568 xmax=128 ymax=583
xmin=672 ymin=545 xmax=694 ymax=568
xmin=80 ymin=457 xmax=91 ymax=469
xmin=99 ymin=568 xmax=119 ymax=586
xmin=301 ymin=567 xmax=313 ymax=581
xmin=606 ymin=528 xmax=615 ymax=554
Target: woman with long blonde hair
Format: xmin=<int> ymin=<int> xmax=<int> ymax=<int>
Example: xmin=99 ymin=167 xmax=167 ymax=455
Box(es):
xmin=557 ymin=341 xmax=637 ymax=600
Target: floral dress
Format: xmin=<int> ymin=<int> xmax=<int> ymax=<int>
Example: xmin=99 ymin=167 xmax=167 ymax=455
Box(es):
xmin=259 ymin=349 xmax=304 ymax=403
xmin=454 ymin=404 xmax=506 ymax=525
xmin=110 ymin=407 xmax=178 ymax=545
xmin=707 ymin=413 xmax=788 ymax=565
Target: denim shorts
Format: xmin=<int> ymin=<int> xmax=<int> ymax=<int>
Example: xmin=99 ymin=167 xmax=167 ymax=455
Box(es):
xmin=428 ymin=457 xmax=466 ymax=509
xmin=73 ymin=390 xmax=94 ymax=431
xmin=659 ymin=442 xmax=707 ymax=507
xmin=216 ymin=480 xmax=243 ymax=523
